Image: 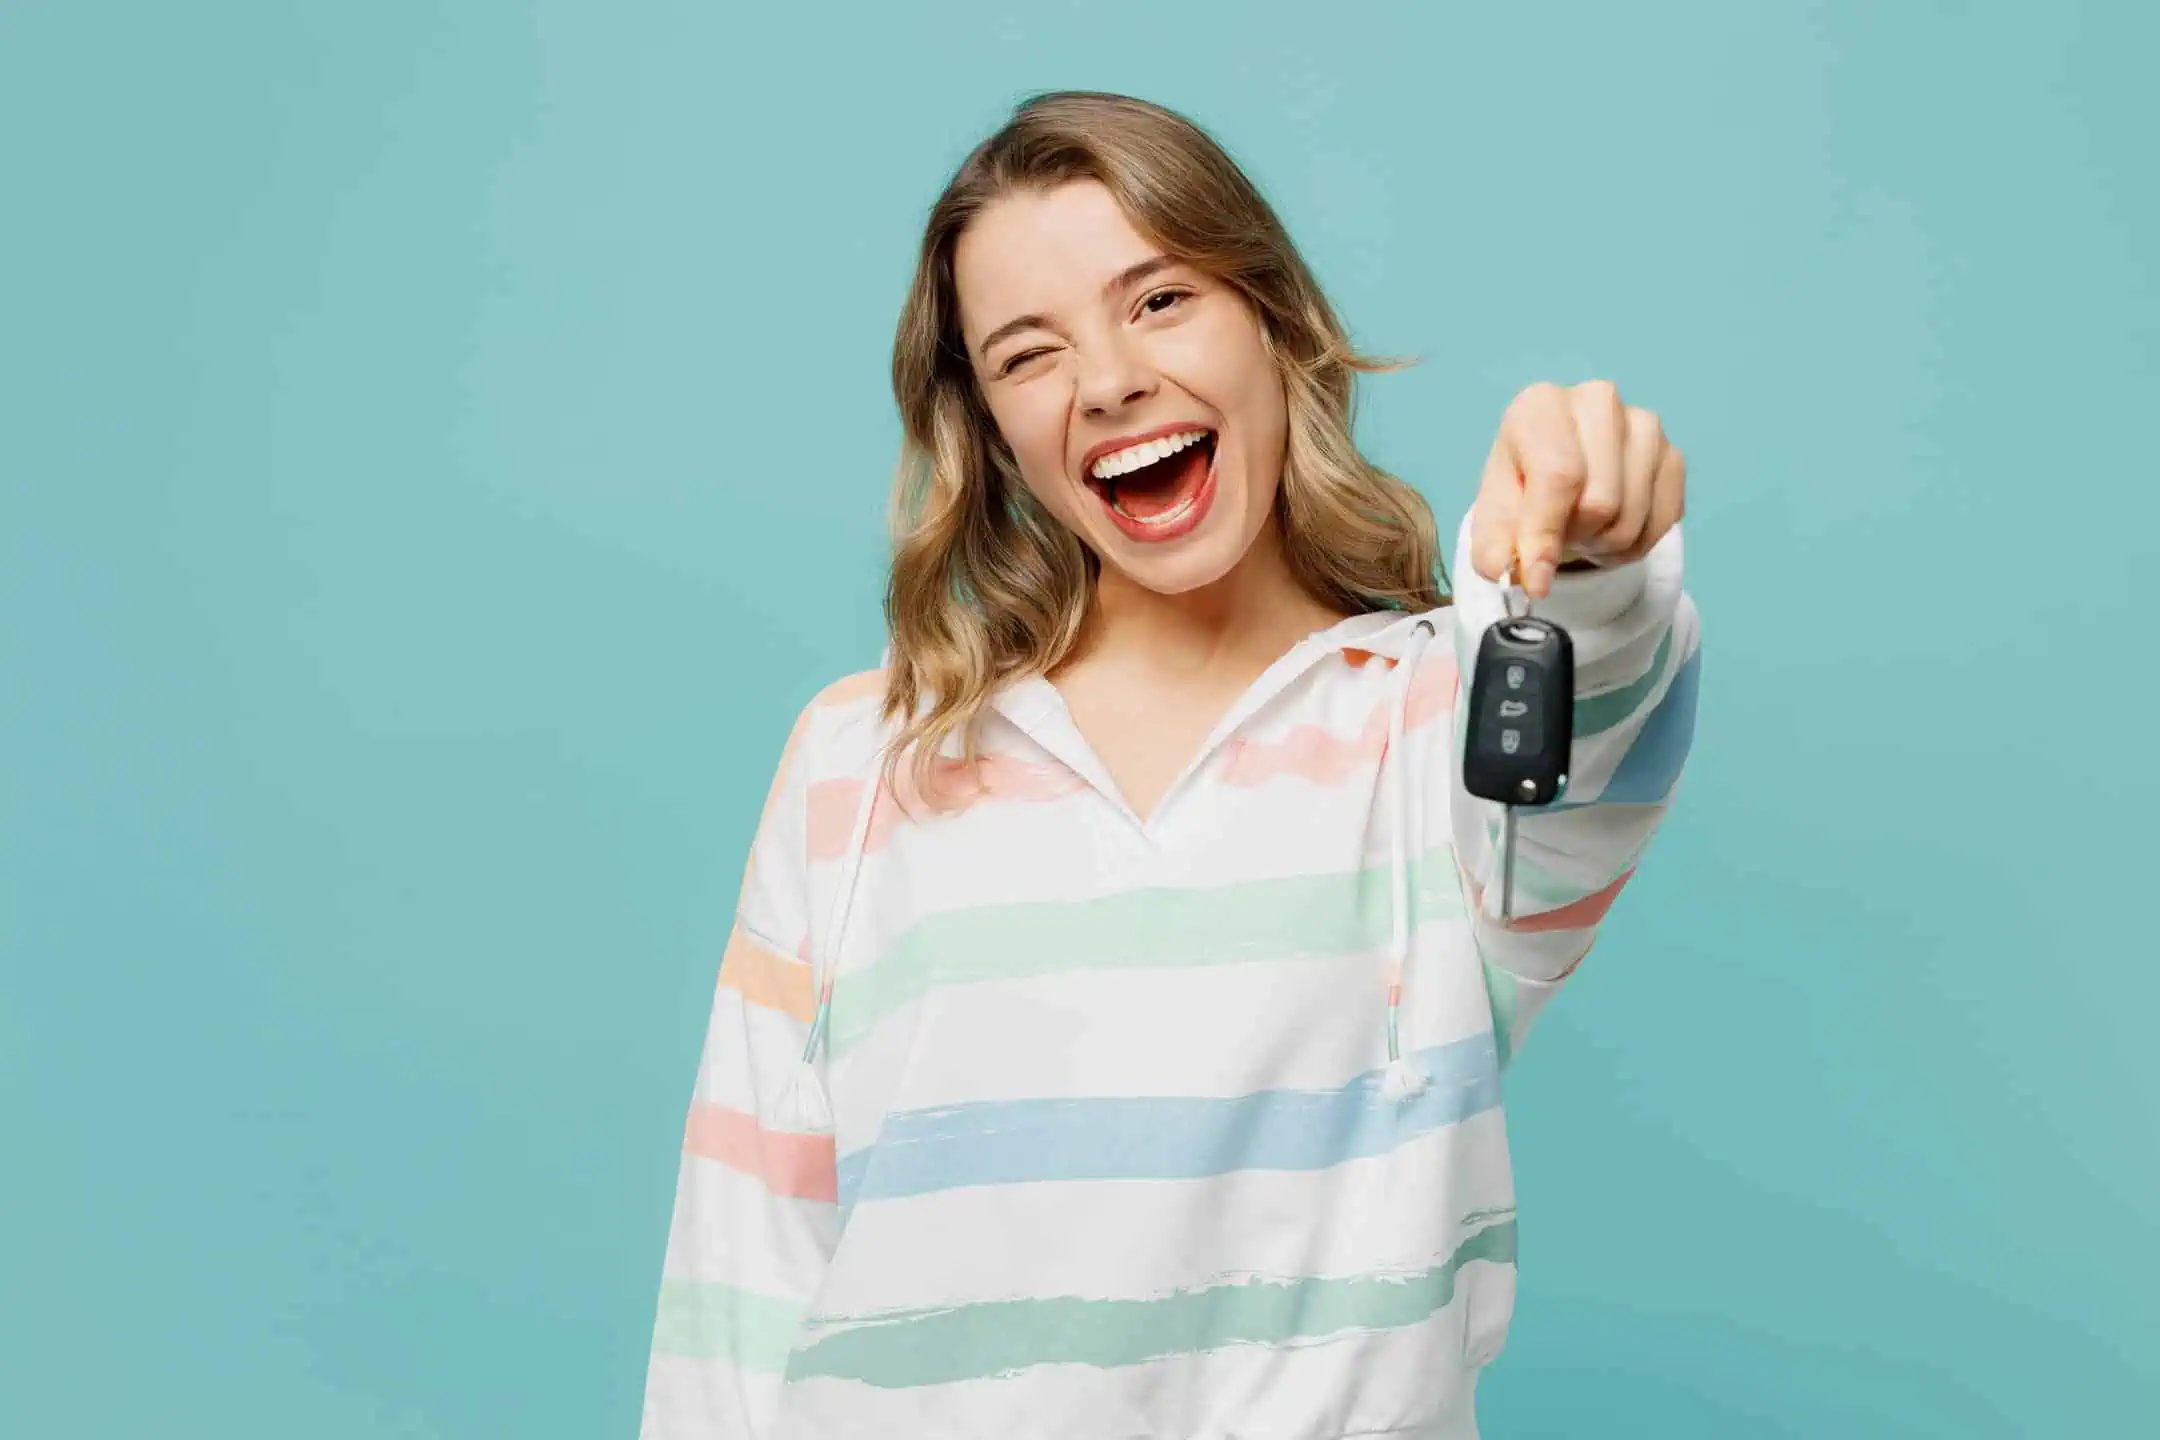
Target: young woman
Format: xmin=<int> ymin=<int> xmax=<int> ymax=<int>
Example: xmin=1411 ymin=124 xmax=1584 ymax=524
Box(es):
xmin=642 ymin=91 xmax=1700 ymax=1440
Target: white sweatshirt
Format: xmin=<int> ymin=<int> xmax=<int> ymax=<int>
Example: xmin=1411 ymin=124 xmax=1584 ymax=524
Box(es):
xmin=641 ymin=511 xmax=1701 ymax=1439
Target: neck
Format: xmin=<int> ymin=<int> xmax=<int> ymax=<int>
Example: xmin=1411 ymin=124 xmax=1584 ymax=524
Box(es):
xmin=1072 ymin=516 xmax=1352 ymax=679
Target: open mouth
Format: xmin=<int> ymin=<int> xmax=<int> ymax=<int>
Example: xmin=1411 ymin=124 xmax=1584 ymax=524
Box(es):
xmin=1084 ymin=428 xmax=1219 ymax=542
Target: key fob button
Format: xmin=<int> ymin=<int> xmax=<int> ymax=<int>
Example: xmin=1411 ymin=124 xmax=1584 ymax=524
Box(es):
xmin=1481 ymin=713 xmax=1540 ymax=761
xmin=1483 ymin=687 xmax=1541 ymax=741
xmin=1462 ymin=613 xmax=1572 ymax=807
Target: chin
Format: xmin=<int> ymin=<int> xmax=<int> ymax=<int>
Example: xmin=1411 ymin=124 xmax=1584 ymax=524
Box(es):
xmin=1099 ymin=530 xmax=1251 ymax=596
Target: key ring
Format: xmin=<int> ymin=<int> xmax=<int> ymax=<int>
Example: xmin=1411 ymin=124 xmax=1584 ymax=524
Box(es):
xmin=1501 ymin=556 xmax=1534 ymax=622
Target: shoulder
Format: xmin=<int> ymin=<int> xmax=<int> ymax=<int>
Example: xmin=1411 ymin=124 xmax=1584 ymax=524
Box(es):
xmin=784 ymin=667 xmax=893 ymax=783
xmin=804 ymin=667 xmax=886 ymax=717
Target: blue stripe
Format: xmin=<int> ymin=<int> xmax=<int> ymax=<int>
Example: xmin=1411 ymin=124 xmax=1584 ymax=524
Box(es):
xmin=1573 ymin=627 xmax=1676 ymax=737
xmin=1472 ymin=635 xmax=1699 ymax=817
xmin=836 ymin=1034 xmax=1501 ymax=1208
xmin=1597 ymin=644 xmax=1700 ymax=804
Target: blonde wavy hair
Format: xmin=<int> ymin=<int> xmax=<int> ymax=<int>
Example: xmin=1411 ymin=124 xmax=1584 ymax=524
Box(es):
xmin=882 ymin=90 xmax=1448 ymax=804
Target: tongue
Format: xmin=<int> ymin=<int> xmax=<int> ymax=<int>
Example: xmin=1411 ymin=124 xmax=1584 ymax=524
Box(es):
xmin=1114 ymin=443 xmax=1210 ymax=518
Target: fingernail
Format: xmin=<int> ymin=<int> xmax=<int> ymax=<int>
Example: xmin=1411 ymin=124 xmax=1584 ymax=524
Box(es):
xmin=1528 ymin=559 xmax=1555 ymax=595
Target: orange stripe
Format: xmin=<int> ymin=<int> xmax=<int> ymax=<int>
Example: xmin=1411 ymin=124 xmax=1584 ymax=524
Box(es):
xmin=683 ymin=1103 xmax=838 ymax=1202
xmin=1469 ymin=866 xmax=1637 ymax=934
xmin=1512 ymin=867 xmax=1635 ymax=933
xmin=717 ymin=925 xmax=815 ymax=1022
xmin=812 ymin=668 xmax=885 ymax=709
xmin=742 ymin=671 xmax=884 ymax=890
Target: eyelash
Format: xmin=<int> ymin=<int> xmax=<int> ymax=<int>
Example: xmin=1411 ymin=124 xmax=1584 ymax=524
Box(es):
xmin=1000 ymin=347 xmax=1052 ymax=376
xmin=996 ymin=287 xmax=1197 ymax=376
xmin=1140 ymin=286 xmax=1194 ymax=316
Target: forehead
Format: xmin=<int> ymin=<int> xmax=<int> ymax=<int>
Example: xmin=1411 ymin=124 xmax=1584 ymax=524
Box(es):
xmin=953 ymin=181 xmax=1160 ymax=338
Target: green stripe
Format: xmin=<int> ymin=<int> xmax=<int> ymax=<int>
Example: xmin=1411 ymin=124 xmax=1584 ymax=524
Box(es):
xmin=828 ymin=846 xmax=1466 ymax=1054
xmin=651 ymin=1281 xmax=806 ymax=1371
xmin=1572 ymin=627 xmax=1676 ymax=738
xmin=1482 ymin=962 xmax=1518 ymax=1072
xmin=791 ymin=1219 xmax=1517 ymax=1389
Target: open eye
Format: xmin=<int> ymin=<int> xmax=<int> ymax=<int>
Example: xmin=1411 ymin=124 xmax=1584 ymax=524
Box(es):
xmin=1139 ymin=286 xmax=1193 ymax=317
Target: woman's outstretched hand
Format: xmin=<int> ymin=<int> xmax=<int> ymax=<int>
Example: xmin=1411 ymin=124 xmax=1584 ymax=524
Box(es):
xmin=1468 ymin=380 xmax=1687 ymax=599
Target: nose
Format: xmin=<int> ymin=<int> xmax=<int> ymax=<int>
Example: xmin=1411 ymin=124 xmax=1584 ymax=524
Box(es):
xmin=1073 ymin=329 xmax=1156 ymax=417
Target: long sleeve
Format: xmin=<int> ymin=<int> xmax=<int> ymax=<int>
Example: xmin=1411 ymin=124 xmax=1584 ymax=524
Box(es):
xmin=1447 ymin=511 xmax=1702 ymax=1066
xmin=641 ymin=703 xmax=839 ymax=1438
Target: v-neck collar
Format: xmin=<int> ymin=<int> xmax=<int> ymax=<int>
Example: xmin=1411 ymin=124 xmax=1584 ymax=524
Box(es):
xmin=986 ymin=609 xmax=1419 ymax=836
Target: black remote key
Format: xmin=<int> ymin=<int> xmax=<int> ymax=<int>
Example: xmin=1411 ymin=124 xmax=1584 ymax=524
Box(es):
xmin=1463 ymin=614 xmax=1573 ymax=807
xmin=1463 ymin=610 xmax=1573 ymax=923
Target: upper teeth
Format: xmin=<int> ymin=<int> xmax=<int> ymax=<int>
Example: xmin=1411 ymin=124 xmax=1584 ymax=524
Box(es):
xmin=1090 ymin=429 xmax=1209 ymax=481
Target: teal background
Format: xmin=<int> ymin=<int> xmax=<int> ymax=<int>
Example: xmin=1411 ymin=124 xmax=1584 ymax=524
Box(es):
xmin=5 ymin=1 xmax=2154 ymax=1434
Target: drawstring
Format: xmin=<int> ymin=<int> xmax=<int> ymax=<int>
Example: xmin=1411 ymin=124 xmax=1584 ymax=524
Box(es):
xmin=774 ymin=769 xmax=882 ymax=1135
xmin=1380 ymin=618 xmax=1440 ymax=1102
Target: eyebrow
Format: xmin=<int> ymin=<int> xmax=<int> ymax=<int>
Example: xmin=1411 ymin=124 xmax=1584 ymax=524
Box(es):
xmin=973 ymin=254 xmax=1184 ymax=363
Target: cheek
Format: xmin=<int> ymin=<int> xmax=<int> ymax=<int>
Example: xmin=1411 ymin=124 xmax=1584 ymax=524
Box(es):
xmin=1168 ymin=316 xmax=1287 ymax=471
xmin=1244 ymin=368 xmax=1289 ymax=464
xmin=988 ymin=389 xmax=1081 ymax=517
xmin=1217 ymin=350 xmax=1289 ymax=496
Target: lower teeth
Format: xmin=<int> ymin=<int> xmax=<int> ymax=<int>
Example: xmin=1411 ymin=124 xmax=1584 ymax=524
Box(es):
xmin=1113 ymin=493 xmax=1194 ymax=526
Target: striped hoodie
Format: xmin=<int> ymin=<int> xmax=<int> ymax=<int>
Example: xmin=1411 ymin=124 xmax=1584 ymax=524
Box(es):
xmin=641 ymin=510 xmax=1701 ymax=1439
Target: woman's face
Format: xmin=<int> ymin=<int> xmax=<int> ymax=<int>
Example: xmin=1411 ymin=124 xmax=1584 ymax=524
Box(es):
xmin=953 ymin=180 xmax=1289 ymax=598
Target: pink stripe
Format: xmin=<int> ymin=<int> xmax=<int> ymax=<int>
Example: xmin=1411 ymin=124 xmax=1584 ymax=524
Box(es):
xmin=805 ymin=778 xmax=895 ymax=861
xmin=1220 ymin=649 xmax=1457 ymax=788
xmin=749 ymin=670 xmax=883 ymax=879
xmin=683 ymin=1103 xmax=838 ymax=1203
xmin=806 ymin=755 xmax=1084 ymax=861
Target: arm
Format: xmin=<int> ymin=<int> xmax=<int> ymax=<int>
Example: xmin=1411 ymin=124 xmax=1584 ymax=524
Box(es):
xmin=641 ymin=704 xmax=838 ymax=1437
xmin=1447 ymin=509 xmax=1701 ymax=1065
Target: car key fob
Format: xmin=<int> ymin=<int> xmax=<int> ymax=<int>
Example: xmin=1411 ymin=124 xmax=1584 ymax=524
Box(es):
xmin=1463 ymin=612 xmax=1573 ymax=807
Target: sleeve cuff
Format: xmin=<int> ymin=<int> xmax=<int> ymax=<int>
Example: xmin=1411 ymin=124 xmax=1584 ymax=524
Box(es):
xmin=1450 ymin=508 xmax=1683 ymax=645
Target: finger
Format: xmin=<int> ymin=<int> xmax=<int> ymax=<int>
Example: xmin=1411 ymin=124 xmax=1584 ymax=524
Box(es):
xmin=1615 ymin=443 xmax=1687 ymax=564
xmin=1567 ymin=381 xmax=1626 ymax=548
xmin=1645 ymin=442 xmax=1687 ymax=550
xmin=1596 ymin=405 xmax=1663 ymax=556
xmin=1470 ymin=440 xmax=1520 ymax=581
xmin=1506 ymin=384 xmax=1585 ymax=597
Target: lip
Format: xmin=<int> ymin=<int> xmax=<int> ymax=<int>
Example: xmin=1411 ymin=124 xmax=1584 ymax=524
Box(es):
xmin=1078 ymin=422 xmax=1217 ymax=479
xmin=1099 ymin=440 xmax=1219 ymax=544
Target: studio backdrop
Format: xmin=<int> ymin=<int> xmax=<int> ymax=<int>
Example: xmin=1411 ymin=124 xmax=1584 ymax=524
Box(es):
xmin=4 ymin=2 xmax=2153 ymax=1436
